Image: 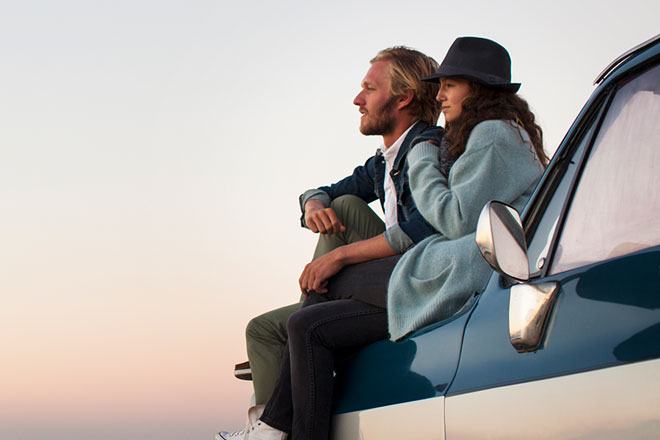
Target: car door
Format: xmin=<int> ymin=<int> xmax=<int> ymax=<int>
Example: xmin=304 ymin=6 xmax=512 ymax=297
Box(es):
xmin=443 ymin=53 xmax=660 ymax=438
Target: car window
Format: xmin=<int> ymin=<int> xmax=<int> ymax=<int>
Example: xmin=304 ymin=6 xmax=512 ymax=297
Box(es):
xmin=525 ymin=122 xmax=597 ymax=277
xmin=550 ymin=63 xmax=660 ymax=274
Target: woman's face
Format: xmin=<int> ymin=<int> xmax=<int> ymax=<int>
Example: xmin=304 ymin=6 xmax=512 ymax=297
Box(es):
xmin=436 ymin=77 xmax=472 ymax=123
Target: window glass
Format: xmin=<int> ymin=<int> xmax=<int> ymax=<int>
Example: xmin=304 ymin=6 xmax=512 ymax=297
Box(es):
xmin=525 ymin=122 xmax=596 ymax=277
xmin=551 ymin=63 xmax=660 ymax=274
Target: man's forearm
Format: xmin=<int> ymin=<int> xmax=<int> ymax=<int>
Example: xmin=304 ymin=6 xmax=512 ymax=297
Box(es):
xmin=333 ymin=233 xmax=397 ymax=266
xmin=299 ymin=233 xmax=396 ymax=293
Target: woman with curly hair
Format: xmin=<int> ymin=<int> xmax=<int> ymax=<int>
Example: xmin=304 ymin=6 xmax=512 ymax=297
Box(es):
xmin=387 ymin=36 xmax=548 ymax=340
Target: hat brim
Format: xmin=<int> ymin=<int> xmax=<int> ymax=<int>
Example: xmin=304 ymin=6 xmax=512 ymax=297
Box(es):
xmin=421 ymin=67 xmax=520 ymax=93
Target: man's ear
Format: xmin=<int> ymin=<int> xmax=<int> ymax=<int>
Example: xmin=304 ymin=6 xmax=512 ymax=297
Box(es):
xmin=396 ymin=90 xmax=414 ymax=111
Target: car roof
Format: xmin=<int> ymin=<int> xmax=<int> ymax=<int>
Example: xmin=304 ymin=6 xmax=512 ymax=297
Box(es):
xmin=594 ymin=33 xmax=660 ymax=85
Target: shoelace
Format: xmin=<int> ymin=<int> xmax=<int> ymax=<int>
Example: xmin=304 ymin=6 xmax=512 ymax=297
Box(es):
xmin=220 ymin=428 xmax=246 ymax=439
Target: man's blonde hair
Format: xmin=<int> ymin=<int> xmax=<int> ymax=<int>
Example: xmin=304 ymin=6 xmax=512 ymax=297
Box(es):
xmin=371 ymin=47 xmax=441 ymax=126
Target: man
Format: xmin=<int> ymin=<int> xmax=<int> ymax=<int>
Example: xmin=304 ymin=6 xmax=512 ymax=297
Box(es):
xmin=217 ymin=46 xmax=443 ymax=440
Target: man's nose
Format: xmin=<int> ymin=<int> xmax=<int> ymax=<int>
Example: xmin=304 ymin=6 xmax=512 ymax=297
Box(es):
xmin=353 ymin=91 xmax=364 ymax=106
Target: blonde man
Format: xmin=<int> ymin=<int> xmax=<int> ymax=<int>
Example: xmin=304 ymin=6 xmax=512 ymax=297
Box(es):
xmin=217 ymin=47 xmax=443 ymax=440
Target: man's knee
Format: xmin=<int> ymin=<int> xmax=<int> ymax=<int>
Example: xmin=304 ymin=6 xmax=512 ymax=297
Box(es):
xmin=246 ymin=303 xmax=301 ymax=344
xmin=329 ymin=194 xmax=368 ymax=222
xmin=245 ymin=314 xmax=269 ymax=342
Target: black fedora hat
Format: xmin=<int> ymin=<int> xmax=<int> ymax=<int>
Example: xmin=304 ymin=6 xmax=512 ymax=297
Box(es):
xmin=422 ymin=37 xmax=520 ymax=93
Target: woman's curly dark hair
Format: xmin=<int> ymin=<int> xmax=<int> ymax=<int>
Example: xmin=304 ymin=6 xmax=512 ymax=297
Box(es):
xmin=444 ymin=82 xmax=549 ymax=166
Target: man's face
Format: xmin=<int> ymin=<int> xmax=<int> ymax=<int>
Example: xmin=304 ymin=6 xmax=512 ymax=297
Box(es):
xmin=353 ymin=60 xmax=397 ymax=136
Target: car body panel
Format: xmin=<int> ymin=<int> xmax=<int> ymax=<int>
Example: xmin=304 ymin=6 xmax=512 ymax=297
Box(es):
xmin=332 ymin=396 xmax=445 ymax=440
xmin=448 ymin=246 xmax=660 ymax=396
xmin=446 ymin=358 xmax=660 ymax=439
xmin=332 ymin=296 xmax=477 ymax=414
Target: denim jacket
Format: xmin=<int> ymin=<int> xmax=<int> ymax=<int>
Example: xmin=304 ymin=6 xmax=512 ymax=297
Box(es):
xmin=299 ymin=121 xmax=445 ymax=253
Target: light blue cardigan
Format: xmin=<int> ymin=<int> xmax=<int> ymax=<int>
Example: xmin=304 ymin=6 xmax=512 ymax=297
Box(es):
xmin=387 ymin=120 xmax=544 ymax=341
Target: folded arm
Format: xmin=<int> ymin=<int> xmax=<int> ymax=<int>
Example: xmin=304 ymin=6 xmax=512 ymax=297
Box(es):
xmin=298 ymin=233 xmax=396 ymax=294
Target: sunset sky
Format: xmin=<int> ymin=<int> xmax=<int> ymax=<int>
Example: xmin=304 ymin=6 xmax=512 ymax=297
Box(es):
xmin=1 ymin=1 xmax=658 ymax=439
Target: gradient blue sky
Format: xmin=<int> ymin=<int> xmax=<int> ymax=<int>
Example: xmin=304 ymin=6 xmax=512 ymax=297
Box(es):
xmin=1 ymin=1 xmax=658 ymax=439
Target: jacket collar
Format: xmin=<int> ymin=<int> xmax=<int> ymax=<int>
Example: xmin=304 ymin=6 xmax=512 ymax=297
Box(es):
xmin=393 ymin=121 xmax=429 ymax=171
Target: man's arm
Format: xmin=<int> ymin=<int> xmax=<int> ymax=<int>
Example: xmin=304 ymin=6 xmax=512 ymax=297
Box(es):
xmin=298 ymin=233 xmax=395 ymax=293
xmin=299 ymin=156 xmax=379 ymax=230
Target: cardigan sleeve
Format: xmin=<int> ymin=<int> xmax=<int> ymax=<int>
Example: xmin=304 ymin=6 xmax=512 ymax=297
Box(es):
xmin=407 ymin=120 xmax=543 ymax=239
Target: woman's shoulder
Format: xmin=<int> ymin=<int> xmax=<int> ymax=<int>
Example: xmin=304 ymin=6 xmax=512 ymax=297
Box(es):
xmin=469 ymin=119 xmax=525 ymax=142
xmin=465 ymin=119 xmax=531 ymax=153
xmin=462 ymin=119 xmax=542 ymax=170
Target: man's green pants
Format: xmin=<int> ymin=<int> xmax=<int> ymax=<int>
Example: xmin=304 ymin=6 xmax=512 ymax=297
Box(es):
xmin=245 ymin=195 xmax=385 ymax=405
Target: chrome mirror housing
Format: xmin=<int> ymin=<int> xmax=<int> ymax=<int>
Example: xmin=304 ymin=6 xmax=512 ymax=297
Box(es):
xmin=476 ymin=201 xmax=530 ymax=282
xmin=509 ymin=282 xmax=558 ymax=352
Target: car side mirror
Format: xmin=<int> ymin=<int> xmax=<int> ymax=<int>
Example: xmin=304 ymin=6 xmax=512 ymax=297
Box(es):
xmin=476 ymin=201 xmax=558 ymax=353
xmin=476 ymin=201 xmax=530 ymax=282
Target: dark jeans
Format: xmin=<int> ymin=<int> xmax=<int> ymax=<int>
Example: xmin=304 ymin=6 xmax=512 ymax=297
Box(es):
xmin=260 ymin=255 xmax=400 ymax=440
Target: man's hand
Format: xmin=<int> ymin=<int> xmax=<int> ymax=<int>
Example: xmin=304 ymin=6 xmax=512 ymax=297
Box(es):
xmin=299 ymin=234 xmax=397 ymax=295
xmin=299 ymin=250 xmax=345 ymax=294
xmin=304 ymin=199 xmax=347 ymax=234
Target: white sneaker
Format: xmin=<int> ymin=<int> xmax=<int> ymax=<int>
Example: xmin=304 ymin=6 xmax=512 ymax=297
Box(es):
xmin=215 ymin=405 xmax=265 ymax=440
xmin=244 ymin=420 xmax=287 ymax=440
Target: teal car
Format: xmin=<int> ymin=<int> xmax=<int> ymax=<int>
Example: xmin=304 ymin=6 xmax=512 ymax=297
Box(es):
xmin=331 ymin=34 xmax=660 ymax=439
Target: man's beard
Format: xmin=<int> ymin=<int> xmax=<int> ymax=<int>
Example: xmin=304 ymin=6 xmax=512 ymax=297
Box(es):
xmin=359 ymin=97 xmax=397 ymax=136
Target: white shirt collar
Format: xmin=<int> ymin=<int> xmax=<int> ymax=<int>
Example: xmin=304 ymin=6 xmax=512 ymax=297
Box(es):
xmin=379 ymin=122 xmax=417 ymax=161
xmin=380 ymin=122 xmax=417 ymax=228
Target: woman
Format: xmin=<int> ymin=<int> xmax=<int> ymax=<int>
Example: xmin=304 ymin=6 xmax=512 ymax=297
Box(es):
xmin=233 ymin=36 xmax=547 ymax=440
xmin=388 ymin=36 xmax=548 ymax=340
